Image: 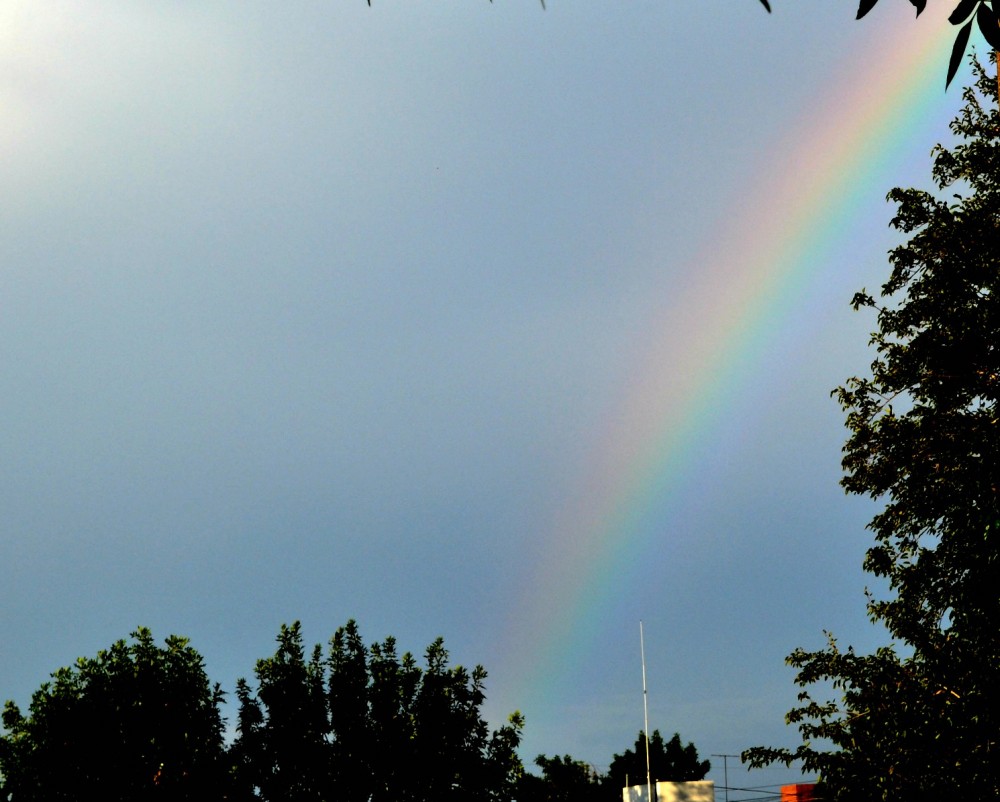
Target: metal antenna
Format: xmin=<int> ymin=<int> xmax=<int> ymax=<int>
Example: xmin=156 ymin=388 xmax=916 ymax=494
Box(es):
xmin=640 ymin=621 xmax=652 ymax=802
xmin=711 ymin=754 xmax=738 ymax=802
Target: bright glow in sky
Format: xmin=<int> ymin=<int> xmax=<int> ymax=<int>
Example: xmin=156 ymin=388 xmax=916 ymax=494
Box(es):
xmin=0 ymin=0 xmax=978 ymax=795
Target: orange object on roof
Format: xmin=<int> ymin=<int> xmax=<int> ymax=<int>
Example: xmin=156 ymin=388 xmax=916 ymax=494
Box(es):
xmin=780 ymin=783 xmax=816 ymax=802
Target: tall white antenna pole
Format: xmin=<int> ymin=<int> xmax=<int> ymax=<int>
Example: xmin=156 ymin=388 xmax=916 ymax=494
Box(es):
xmin=640 ymin=621 xmax=653 ymax=802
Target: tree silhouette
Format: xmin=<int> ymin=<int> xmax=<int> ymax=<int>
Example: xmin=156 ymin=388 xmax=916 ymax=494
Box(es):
xmin=744 ymin=58 xmax=1000 ymax=801
xmin=605 ymin=730 xmax=710 ymax=791
xmin=859 ymin=0 xmax=1000 ymax=87
xmin=231 ymin=620 xmax=523 ymax=802
xmin=230 ymin=623 xmax=331 ymax=801
xmin=519 ymin=754 xmax=603 ymax=802
xmin=463 ymin=1 xmax=1000 ymax=89
xmin=0 ymin=629 xmax=227 ymax=802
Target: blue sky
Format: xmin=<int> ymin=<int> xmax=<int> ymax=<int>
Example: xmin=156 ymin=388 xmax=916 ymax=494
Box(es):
xmin=0 ymin=1 xmax=978 ymax=796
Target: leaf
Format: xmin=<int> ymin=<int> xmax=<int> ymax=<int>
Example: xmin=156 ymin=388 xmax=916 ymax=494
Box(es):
xmin=946 ymin=17 xmax=974 ymax=88
xmin=908 ymin=0 xmax=927 ymax=15
xmin=976 ymin=2 xmax=1000 ymax=49
xmin=948 ymin=0 xmax=980 ymax=25
xmin=857 ymin=0 xmax=880 ymax=19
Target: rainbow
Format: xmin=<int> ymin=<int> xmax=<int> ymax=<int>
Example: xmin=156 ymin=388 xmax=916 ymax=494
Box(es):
xmin=500 ymin=5 xmax=967 ymax=722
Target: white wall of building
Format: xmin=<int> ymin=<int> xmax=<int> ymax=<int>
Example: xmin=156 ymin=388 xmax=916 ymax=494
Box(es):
xmin=622 ymin=781 xmax=715 ymax=802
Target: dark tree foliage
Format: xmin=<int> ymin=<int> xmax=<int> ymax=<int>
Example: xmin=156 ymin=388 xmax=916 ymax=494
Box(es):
xmin=773 ymin=0 xmax=1000 ymax=88
xmin=755 ymin=0 xmax=1000 ymax=89
xmin=743 ymin=1 xmax=1000 ymax=88
xmin=744 ymin=58 xmax=1000 ymax=801
xmin=366 ymin=636 xmax=421 ymax=802
xmin=231 ymin=620 xmax=524 ymax=802
xmin=753 ymin=0 xmax=999 ymax=87
xmin=518 ymin=754 xmax=603 ymax=802
xmin=855 ymin=0 xmax=1000 ymax=87
xmin=0 ymin=628 xmax=228 ymax=802
xmin=465 ymin=0 xmax=1000 ymax=89
xmin=328 ymin=621 xmax=372 ymax=802
xmin=605 ymin=731 xmax=710 ymax=790
xmin=230 ymin=623 xmax=331 ymax=801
